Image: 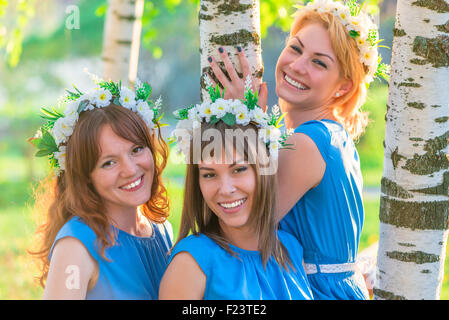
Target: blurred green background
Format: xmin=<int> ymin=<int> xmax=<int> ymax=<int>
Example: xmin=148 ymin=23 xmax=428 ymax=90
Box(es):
xmin=1 ymin=0 xmax=447 ymax=299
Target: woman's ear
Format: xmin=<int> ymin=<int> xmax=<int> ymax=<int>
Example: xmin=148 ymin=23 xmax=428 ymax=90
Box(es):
xmin=338 ymin=79 xmax=353 ymax=96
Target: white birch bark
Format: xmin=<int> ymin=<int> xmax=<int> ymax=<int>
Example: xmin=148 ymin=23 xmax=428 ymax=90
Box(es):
xmin=199 ymin=0 xmax=263 ymax=101
xmin=101 ymin=0 xmax=144 ymax=86
xmin=374 ymin=0 xmax=449 ymax=300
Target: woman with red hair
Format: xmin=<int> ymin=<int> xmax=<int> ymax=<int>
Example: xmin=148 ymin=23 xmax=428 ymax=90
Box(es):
xmin=29 ymin=78 xmax=172 ymax=299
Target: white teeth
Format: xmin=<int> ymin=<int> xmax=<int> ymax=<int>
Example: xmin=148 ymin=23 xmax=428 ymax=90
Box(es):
xmin=219 ymin=198 xmax=246 ymax=209
xmin=121 ymin=177 xmax=142 ymax=190
xmin=284 ymin=74 xmax=307 ymax=90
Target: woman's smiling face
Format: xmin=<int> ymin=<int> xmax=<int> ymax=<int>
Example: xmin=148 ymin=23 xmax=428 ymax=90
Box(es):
xmin=275 ymin=22 xmax=347 ymax=111
xmin=198 ymin=154 xmax=256 ymax=234
xmin=90 ymin=124 xmax=154 ymax=214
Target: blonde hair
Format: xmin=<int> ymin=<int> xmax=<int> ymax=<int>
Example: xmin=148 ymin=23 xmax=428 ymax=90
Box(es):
xmin=284 ymin=9 xmax=369 ymax=140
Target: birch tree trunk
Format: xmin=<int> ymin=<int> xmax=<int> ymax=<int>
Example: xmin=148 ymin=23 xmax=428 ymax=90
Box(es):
xmin=199 ymin=0 xmax=263 ymax=101
xmin=101 ymin=0 xmax=144 ymax=86
xmin=374 ymin=0 xmax=449 ymax=300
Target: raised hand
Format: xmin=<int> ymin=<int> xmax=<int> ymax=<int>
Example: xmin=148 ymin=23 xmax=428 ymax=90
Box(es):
xmin=207 ymin=46 xmax=267 ymax=111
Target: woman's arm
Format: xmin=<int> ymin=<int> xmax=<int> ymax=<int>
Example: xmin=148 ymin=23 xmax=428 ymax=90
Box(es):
xmin=159 ymin=252 xmax=206 ymax=300
xmin=43 ymin=236 xmax=98 ymax=300
xmin=276 ymin=132 xmax=326 ymax=222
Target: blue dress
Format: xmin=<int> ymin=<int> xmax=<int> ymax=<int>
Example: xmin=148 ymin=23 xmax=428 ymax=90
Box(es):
xmin=49 ymin=216 xmax=172 ymax=300
xmin=168 ymin=231 xmax=313 ymax=300
xmin=279 ymin=119 xmax=369 ymax=300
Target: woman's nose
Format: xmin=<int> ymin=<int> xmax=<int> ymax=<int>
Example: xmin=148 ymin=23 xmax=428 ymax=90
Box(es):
xmin=218 ymin=176 xmax=237 ymax=195
xmin=120 ymin=156 xmax=138 ymax=177
xmin=290 ymin=55 xmax=308 ymax=75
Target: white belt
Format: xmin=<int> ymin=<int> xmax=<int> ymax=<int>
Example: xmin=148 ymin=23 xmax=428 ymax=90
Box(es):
xmin=304 ymin=262 xmax=357 ymax=275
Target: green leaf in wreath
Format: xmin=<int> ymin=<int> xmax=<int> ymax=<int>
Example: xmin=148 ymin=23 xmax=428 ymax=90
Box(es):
xmin=35 ymin=149 xmax=53 ymax=157
xmin=221 ymin=113 xmax=236 ymax=126
xmin=210 ymin=115 xmax=219 ymax=125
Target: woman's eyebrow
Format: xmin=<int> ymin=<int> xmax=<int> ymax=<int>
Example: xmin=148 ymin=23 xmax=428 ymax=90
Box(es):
xmin=294 ymin=36 xmax=335 ymax=63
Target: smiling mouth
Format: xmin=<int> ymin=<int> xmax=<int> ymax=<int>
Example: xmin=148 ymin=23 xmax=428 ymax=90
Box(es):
xmin=284 ymin=73 xmax=309 ymax=90
xmin=119 ymin=175 xmax=144 ymax=191
xmin=218 ymin=198 xmax=247 ymax=209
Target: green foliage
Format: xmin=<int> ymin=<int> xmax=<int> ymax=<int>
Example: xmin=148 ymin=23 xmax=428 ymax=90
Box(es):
xmin=0 ymin=0 xmax=35 ymax=67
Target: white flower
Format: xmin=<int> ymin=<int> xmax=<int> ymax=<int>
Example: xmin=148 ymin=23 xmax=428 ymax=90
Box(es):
xmin=198 ymin=102 xmax=213 ymax=121
xmin=119 ymin=86 xmax=137 ymax=111
xmin=136 ymin=100 xmax=150 ymax=114
xmin=234 ymin=104 xmax=250 ymax=126
xmin=258 ymin=125 xmax=280 ymax=144
xmin=210 ymin=98 xmax=229 ymax=118
xmin=52 ymin=114 xmax=78 ymax=145
xmin=188 ymin=105 xmax=201 ymax=122
xmin=250 ymin=107 xmax=268 ymax=126
xmin=360 ymin=46 xmax=378 ymax=68
xmin=64 ymin=101 xmax=79 ymax=117
xmin=228 ymin=99 xmax=245 ymax=113
xmin=268 ymin=141 xmax=280 ymax=160
xmin=54 ymin=146 xmax=67 ymax=171
xmin=335 ymin=7 xmax=351 ymax=24
xmin=93 ymin=88 xmax=112 ymax=107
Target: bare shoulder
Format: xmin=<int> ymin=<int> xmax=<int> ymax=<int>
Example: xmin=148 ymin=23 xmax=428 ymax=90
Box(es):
xmin=43 ymin=236 xmax=97 ymax=299
xmin=276 ymin=132 xmax=326 ymax=219
xmin=159 ymin=251 xmax=206 ymax=300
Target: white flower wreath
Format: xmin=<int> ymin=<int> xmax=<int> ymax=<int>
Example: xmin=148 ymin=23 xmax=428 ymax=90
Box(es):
xmin=170 ymin=75 xmax=293 ymax=161
xmin=30 ymin=75 xmax=165 ymax=174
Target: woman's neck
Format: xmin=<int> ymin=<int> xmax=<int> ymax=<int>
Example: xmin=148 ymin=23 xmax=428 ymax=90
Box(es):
xmin=106 ymin=205 xmax=152 ymax=237
xmin=282 ymin=101 xmax=336 ymax=130
xmin=219 ymin=221 xmax=259 ymax=251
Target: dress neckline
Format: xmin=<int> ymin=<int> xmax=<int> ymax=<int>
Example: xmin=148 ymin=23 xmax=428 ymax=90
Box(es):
xmin=114 ymin=221 xmax=157 ymax=240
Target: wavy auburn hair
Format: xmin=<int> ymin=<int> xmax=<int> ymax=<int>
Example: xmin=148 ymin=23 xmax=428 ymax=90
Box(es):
xmin=29 ymin=104 xmax=170 ymax=288
xmin=284 ymin=9 xmax=370 ymax=140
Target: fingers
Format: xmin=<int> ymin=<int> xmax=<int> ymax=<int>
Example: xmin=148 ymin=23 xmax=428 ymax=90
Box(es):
xmin=208 ymin=56 xmax=231 ymax=89
xmin=258 ymin=82 xmax=268 ymax=112
xmin=218 ymin=47 xmax=240 ymax=83
xmin=236 ymin=47 xmax=252 ymax=81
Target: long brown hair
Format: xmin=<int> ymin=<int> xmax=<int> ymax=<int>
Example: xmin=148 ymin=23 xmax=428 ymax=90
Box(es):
xmin=29 ymin=104 xmax=170 ymax=287
xmin=283 ymin=9 xmax=369 ymax=140
xmin=175 ymin=121 xmax=292 ymax=270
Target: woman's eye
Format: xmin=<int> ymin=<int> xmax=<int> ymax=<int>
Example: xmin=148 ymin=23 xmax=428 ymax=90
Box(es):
xmin=234 ymin=166 xmax=247 ymax=174
xmin=101 ymin=160 xmax=114 ymax=168
xmin=290 ymin=45 xmax=302 ymax=54
xmin=313 ymin=59 xmax=327 ymax=69
xmin=202 ymin=173 xmax=215 ymax=179
xmin=133 ymin=146 xmax=144 ymax=154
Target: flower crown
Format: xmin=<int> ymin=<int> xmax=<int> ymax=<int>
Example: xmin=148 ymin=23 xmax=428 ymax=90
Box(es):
xmin=29 ymin=75 xmax=164 ymax=173
xmin=170 ymin=75 xmax=293 ymax=160
xmin=296 ymin=0 xmax=390 ymax=85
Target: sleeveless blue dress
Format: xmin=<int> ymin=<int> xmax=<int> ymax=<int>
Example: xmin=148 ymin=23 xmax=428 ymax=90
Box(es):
xmin=279 ymin=119 xmax=369 ymax=300
xmin=49 ymin=216 xmax=172 ymax=300
xmin=168 ymin=231 xmax=314 ymax=300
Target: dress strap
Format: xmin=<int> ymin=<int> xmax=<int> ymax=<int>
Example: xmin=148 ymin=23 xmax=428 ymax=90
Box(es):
xmin=155 ymin=221 xmax=173 ymax=251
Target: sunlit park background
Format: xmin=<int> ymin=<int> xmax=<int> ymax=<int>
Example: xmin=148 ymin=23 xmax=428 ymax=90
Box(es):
xmin=0 ymin=0 xmax=447 ymax=299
